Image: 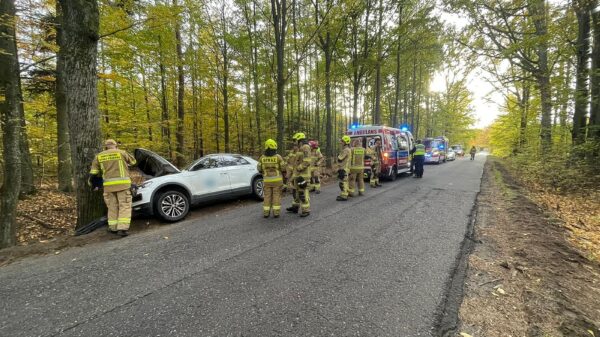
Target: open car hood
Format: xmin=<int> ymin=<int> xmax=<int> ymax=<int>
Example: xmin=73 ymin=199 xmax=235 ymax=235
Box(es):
xmin=134 ymin=148 xmax=180 ymax=178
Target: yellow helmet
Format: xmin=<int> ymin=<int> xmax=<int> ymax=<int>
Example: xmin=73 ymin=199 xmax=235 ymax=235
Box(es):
xmin=264 ymin=139 xmax=277 ymax=150
xmin=341 ymin=135 xmax=351 ymax=145
xmin=292 ymin=132 xmax=306 ymax=141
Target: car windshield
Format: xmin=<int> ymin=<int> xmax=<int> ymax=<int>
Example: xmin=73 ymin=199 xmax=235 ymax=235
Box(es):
xmin=452 ymin=145 xmax=462 ymax=151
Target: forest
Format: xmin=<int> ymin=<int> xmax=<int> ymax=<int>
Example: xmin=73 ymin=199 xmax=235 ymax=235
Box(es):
xmin=1 ymin=0 xmax=599 ymax=248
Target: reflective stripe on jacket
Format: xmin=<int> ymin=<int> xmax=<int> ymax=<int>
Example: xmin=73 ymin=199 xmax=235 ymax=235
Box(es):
xmin=257 ymin=154 xmax=285 ymax=183
xmin=351 ymin=147 xmax=365 ymax=170
xmin=90 ymin=149 xmax=136 ymax=191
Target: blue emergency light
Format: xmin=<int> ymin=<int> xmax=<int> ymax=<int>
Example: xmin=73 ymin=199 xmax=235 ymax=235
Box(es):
xmin=399 ymin=124 xmax=410 ymax=132
xmin=350 ymin=122 xmax=360 ymax=129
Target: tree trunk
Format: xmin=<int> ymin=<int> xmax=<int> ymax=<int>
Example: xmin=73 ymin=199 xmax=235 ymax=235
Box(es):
xmin=174 ymin=0 xmax=186 ymax=167
xmin=271 ymin=0 xmax=287 ymax=154
xmin=0 ymin=0 xmax=23 ymax=248
xmin=140 ymin=58 xmax=153 ymax=142
xmin=158 ymin=36 xmax=170 ymax=154
xmin=373 ymin=0 xmax=384 ymax=125
xmin=57 ymin=0 xmax=104 ymax=229
xmin=393 ymin=3 xmax=404 ymax=127
xmin=55 ymin=1 xmax=73 ymax=192
xmin=573 ymin=0 xmax=591 ymax=144
xmin=590 ymin=3 xmax=600 ymax=140
xmin=530 ymin=0 xmax=552 ymax=149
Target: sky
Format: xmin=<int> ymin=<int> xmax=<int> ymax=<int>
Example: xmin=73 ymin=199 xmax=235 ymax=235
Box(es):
xmin=435 ymin=9 xmax=505 ymax=129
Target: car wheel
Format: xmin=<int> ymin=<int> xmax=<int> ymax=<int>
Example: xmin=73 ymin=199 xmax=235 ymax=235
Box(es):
xmin=253 ymin=177 xmax=264 ymax=200
xmin=155 ymin=190 xmax=189 ymax=222
xmin=388 ymin=167 xmax=397 ymax=181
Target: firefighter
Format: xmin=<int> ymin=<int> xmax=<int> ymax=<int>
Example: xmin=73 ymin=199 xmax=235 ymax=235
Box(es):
xmin=286 ymin=132 xmax=312 ymax=217
xmin=336 ymin=135 xmax=352 ymax=201
xmin=308 ymin=140 xmax=324 ymax=194
xmin=470 ymin=146 xmax=477 ymax=160
xmin=348 ymin=138 xmax=366 ymax=196
xmin=367 ymin=138 xmax=383 ymax=188
xmin=89 ymin=139 xmax=137 ymax=236
xmin=257 ymin=139 xmax=286 ymax=218
xmin=283 ymin=142 xmax=298 ymax=192
xmin=412 ymin=139 xmax=426 ymax=178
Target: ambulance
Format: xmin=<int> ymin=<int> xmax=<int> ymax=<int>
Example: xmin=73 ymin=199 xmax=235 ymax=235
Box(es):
xmin=423 ymin=136 xmax=449 ymax=164
xmin=346 ymin=125 xmax=414 ymax=180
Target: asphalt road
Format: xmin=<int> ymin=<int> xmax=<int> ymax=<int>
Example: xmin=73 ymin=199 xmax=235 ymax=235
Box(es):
xmin=0 ymin=154 xmax=486 ymax=337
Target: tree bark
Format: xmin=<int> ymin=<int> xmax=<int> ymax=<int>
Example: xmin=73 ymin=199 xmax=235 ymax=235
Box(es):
xmin=530 ymin=0 xmax=552 ymax=149
xmin=0 ymin=0 xmax=23 ymax=248
xmin=158 ymin=36 xmax=171 ymax=154
xmin=271 ymin=0 xmax=287 ymax=154
xmin=174 ymin=0 xmax=186 ymax=167
xmin=573 ymin=0 xmax=591 ymax=144
xmin=55 ymin=1 xmax=73 ymax=192
xmin=373 ymin=0 xmax=384 ymax=125
xmin=590 ymin=2 xmax=600 ymax=140
xmin=57 ymin=0 xmax=104 ymax=229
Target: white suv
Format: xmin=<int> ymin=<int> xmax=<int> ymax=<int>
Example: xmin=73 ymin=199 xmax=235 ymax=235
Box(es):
xmin=132 ymin=149 xmax=264 ymax=222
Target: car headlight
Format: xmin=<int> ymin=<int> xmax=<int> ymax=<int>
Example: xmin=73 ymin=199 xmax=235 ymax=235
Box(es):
xmin=139 ymin=181 xmax=154 ymax=189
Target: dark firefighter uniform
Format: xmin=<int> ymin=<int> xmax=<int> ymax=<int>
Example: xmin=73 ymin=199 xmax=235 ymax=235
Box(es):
xmin=257 ymin=139 xmax=286 ymax=218
xmin=287 ymin=132 xmax=312 ymax=217
xmin=349 ymin=140 xmax=365 ymax=196
xmin=412 ymin=142 xmax=425 ymax=178
xmin=367 ymin=141 xmax=382 ymax=187
xmin=90 ymin=139 xmax=136 ymax=235
xmin=336 ymin=136 xmax=352 ymax=201
xmin=309 ymin=141 xmax=324 ymax=193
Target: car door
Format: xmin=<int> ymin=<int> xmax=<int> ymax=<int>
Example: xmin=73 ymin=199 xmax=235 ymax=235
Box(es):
xmin=396 ymin=133 xmax=410 ymax=170
xmin=186 ymin=155 xmax=231 ymax=201
xmin=219 ymin=155 xmax=254 ymax=194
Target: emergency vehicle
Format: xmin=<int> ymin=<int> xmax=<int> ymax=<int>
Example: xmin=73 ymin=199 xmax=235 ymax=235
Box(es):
xmin=346 ymin=125 xmax=414 ymax=180
xmin=423 ymin=136 xmax=449 ymax=164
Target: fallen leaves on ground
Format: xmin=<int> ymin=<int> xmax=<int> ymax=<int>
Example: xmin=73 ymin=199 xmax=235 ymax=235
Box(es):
xmin=16 ymin=186 xmax=77 ymax=244
xmin=532 ymin=190 xmax=600 ymax=261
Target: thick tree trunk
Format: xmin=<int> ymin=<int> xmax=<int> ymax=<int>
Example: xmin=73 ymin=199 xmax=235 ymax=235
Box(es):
xmin=0 ymin=0 xmax=23 ymax=248
xmin=55 ymin=1 xmax=73 ymax=192
xmin=271 ymin=0 xmax=287 ymax=154
xmin=590 ymin=3 xmax=600 ymax=140
xmin=57 ymin=0 xmax=104 ymax=229
xmin=573 ymin=0 xmax=591 ymax=144
xmin=174 ymin=0 xmax=186 ymax=167
xmin=530 ymin=0 xmax=552 ymax=149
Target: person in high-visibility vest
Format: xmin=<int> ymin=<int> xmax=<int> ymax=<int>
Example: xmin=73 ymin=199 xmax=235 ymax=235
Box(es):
xmin=411 ymin=139 xmax=426 ymax=178
xmin=336 ymin=135 xmax=352 ymax=201
xmin=89 ymin=139 xmax=137 ymax=236
xmin=286 ymin=132 xmax=312 ymax=217
xmin=348 ymin=138 xmax=366 ymax=196
xmin=257 ymin=139 xmax=286 ymax=218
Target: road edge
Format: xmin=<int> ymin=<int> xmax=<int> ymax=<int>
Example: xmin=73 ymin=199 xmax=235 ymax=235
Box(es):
xmin=432 ymin=159 xmax=485 ymax=336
